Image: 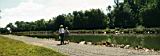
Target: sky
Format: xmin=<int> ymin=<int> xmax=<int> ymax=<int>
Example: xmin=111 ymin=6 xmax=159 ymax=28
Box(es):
xmin=0 ymin=0 xmax=117 ymax=28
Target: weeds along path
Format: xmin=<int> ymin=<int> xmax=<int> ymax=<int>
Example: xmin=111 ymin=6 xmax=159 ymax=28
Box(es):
xmin=1 ymin=35 xmax=160 ymax=56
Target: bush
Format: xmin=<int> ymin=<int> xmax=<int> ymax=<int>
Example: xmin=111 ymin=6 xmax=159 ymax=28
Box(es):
xmin=110 ymin=34 xmax=143 ymax=47
xmin=0 ymin=28 xmax=9 ymax=34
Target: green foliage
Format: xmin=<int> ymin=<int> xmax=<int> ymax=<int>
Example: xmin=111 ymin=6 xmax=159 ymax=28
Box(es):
xmin=6 ymin=9 xmax=108 ymax=32
xmin=5 ymin=23 xmax=17 ymax=32
xmin=72 ymin=9 xmax=107 ymax=29
xmin=110 ymin=34 xmax=143 ymax=47
xmin=108 ymin=0 xmax=160 ymax=28
xmin=142 ymin=35 xmax=160 ymax=50
xmin=132 ymin=25 xmax=145 ymax=34
xmin=53 ymin=15 xmax=66 ymax=30
xmin=14 ymin=19 xmax=48 ymax=31
xmin=0 ymin=36 xmax=66 ymax=56
xmin=4 ymin=0 xmax=160 ymax=32
xmin=0 ymin=28 xmax=9 ymax=34
xmin=141 ymin=5 xmax=160 ymax=27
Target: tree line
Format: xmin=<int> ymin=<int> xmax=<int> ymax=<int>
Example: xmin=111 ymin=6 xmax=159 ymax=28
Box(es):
xmin=0 ymin=0 xmax=160 ymax=33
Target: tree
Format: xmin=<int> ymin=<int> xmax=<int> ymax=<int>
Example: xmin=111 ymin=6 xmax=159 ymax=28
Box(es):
xmin=72 ymin=11 xmax=81 ymax=29
xmin=0 ymin=28 xmax=9 ymax=34
xmin=112 ymin=3 xmax=136 ymax=28
xmin=53 ymin=15 xmax=66 ymax=31
xmin=5 ymin=23 xmax=16 ymax=32
xmin=87 ymin=9 xmax=106 ymax=29
xmin=7 ymin=0 xmax=160 ymax=32
xmin=35 ymin=19 xmax=47 ymax=31
xmin=107 ymin=5 xmax=112 ymax=12
xmin=64 ymin=13 xmax=73 ymax=29
xmin=141 ymin=0 xmax=160 ymax=27
xmin=15 ymin=21 xmax=29 ymax=31
xmin=107 ymin=5 xmax=115 ymax=28
xmin=114 ymin=0 xmax=119 ymax=8
xmin=46 ymin=19 xmax=55 ymax=31
xmin=72 ymin=9 xmax=107 ymax=29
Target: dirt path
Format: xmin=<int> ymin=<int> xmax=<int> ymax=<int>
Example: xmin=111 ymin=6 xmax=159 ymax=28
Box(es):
xmin=1 ymin=35 xmax=160 ymax=56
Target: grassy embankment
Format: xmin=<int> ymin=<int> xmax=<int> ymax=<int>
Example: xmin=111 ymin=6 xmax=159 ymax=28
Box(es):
xmin=0 ymin=36 xmax=66 ymax=56
xmin=68 ymin=34 xmax=160 ymax=50
xmin=15 ymin=33 xmax=160 ymax=50
xmin=12 ymin=29 xmax=160 ymax=50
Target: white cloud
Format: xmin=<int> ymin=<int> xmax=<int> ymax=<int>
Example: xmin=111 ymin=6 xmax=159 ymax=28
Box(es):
xmin=0 ymin=0 xmax=115 ymax=27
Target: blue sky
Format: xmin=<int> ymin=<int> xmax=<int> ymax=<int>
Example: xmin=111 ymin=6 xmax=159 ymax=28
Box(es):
xmin=0 ymin=0 xmax=25 ymax=9
xmin=0 ymin=0 xmax=118 ymax=27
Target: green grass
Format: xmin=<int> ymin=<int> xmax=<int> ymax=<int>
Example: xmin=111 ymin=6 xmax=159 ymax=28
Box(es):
xmin=0 ymin=36 xmax=66 ymax=56
xmin=68 ymin=35 xmax=108 ymax=43
xmin=18 ymin=33 xmax=160 ymax=50
xmin=67 ymin=34 xmax=160 ymax=50
xmin=108 ymin=34 xmax=160 ymax=50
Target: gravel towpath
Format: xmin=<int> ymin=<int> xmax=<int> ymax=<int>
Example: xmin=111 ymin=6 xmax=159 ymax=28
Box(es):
xmin=1 ymin=35 xmax=160 ymax=56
